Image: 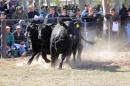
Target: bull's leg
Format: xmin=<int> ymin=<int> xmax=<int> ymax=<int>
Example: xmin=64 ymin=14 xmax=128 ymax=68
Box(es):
xmin=51 ymin=53 xmax=59 ymax=68
xmin=65 ymin=56 xmax=70 ymax=63
xmin=73 ymin=48 xmax=77 ymax=62
xmin=77 ymin=44 xmax=83 ymax=61
xmin=41 ymin=52 xmax=50 ymax=63
xmin=27 ymin=52 xmax=38 ymax=65
xmin=59 ymin=54 xmax=66 ymax=69
xmin=36 ymin=52 xmax=41 ymax=61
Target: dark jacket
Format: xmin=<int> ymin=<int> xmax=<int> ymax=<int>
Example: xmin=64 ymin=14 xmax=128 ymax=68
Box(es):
xmin=119 ymin=7 xmax=128 ymax=24
xmin=59 ymin=15 xmax=71 ymax=22
xmin=13 ymin=32 xmax=25 ymax=44
xmin=45 ymin=13 xmax=59 ymax=24
xmin=28 ymin=11 xmax=40 ymax=19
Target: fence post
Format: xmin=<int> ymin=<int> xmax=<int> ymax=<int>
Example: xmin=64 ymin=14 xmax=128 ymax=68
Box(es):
xmin=1 ymin=13 xmax=6 ymax=58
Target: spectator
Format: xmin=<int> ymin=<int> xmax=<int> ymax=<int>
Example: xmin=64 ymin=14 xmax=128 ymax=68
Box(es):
xmin=59 ymin=7 xmax=71 ymax=22
xmin=5 ymin=26 xmax=14 ymax=48
xmin=8 ymin=5 xmax=16 ymax=18
xmin=0 ymin=0 xmax=5 ymax=12
xmin=95 ymin=4 xmax=102 ymax=13
xmin=72 ymin=8 xmax=81 ymax=18
xmin=44 ymin=7 xmax=59 ymax=25
xmin=5 ymin=26 xmax=15 ymax=57
xmin=119 ymin=4 xmax=128 ymax=25
xmin=9 ymin=0 xmax=19 ymax=7
xmin=12 ymin=6 xmax=28 ymax=19
xmin=13 ymin=25 xmax=25 ymax=44
xmin=28 ymin=5 xmax=39 ymax=19
xmin=125 ymin=16 xmax=130 ymax=42
xmin=12 ymin=6 xmax=28 ymax=26
xmin=39 ymin=5 xmax=48 ymax=18
xmin=81 ymin=4 xmax=90 ymax=22
xmin=71 ymin=8 xmax=82 ymax=35
xmin=87 ymin=6 xmax=97 ymax=23
xmin=13 ymin=25 xmax=27 ymax=57
xmin=128 ymin=5 xmax=130 ymax=16
xmin=109 ymin=8 xmax=120 ymax=39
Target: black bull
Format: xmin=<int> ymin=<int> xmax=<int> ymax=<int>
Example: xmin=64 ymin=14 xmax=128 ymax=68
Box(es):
xmin=50 ymin=21 xmax=84 ymax=69
xmin=26 ymin=21 xmax=93 ymax=69
xmin=26 ymin=23 xmax=52 ymax=65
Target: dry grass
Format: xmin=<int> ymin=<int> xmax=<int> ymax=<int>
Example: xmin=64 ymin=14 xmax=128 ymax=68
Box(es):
xmin=0 ymin=52 xmax=130 ymax=86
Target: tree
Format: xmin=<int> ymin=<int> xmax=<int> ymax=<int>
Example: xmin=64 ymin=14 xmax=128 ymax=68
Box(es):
xmin=113 ymin=0 xmax=120 ymax=13
xmin=52 ymin=0 xmax=61 ymax=6
xmin=102 ymin=0 xmax=110 ymax=35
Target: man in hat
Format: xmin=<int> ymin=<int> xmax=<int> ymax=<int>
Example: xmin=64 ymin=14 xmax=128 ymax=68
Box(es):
xmin=5 ymin=25 xmax=15 ymax=57
xmin=13 ymin=25 xmax=27 ymax=57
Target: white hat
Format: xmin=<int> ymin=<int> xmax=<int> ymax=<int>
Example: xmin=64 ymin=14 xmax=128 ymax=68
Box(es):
xmin=6 ymin=26 xmax=11 ymax=29
xmin=16 ymin=25 xmax=21 ymax=29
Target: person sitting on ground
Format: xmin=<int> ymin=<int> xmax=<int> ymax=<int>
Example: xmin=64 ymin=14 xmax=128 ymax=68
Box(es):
xmin=13 ymin=25 xmax=27 ymax=57
xmin=5 ymin=26 xmax=14 ymax=57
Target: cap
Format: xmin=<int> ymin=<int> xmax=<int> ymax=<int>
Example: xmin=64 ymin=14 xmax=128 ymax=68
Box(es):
xmin=6 ymin=26 xmax=11 ymax=29
xmin=16 ymin=25 xmax=21 ymax=29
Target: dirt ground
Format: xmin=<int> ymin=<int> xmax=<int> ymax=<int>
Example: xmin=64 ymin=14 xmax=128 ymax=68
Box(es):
xmin=0 ymin=52 xmax=130 ymax=86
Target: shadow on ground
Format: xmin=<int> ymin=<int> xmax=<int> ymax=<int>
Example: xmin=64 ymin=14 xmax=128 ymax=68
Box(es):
xmin=67 ymin=59 xmax=130 ymax=72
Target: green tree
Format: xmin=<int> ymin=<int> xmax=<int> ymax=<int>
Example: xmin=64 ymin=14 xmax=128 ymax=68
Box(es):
xmin=52 ymin=0 xmax=61 ymax=5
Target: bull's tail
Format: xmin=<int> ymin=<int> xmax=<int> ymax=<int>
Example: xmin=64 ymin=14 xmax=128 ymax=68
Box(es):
xmin=80 ymin=35 xmax=95 ymax=45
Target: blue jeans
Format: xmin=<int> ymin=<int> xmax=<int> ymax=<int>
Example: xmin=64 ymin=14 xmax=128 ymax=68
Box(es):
xmin=126 ymin=23 xmax=130 ymax=42
xmin=18 ymin=47 xmax=26 ymax=55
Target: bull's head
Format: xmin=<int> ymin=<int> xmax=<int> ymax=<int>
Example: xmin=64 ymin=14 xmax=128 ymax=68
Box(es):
xmin=38 ymin=23 xmax=54 ymax=39
xmin=25 ymin=22 xmax=39 ymax=38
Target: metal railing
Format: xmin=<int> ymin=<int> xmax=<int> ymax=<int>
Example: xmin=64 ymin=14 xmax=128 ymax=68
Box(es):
xmin=0 ymin=17 xmax=130 ymax=58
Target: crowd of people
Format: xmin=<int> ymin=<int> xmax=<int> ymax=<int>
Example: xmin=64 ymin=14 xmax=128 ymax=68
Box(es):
xmin=0 ymin=0 xmax=130 ymax=57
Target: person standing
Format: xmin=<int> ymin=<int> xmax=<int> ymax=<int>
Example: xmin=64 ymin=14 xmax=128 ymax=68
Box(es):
xmin=119 ymin=4 xmax=128 ymax=37
xmin=44 ymin=7 xmax=58 ymax=25
xmin=59 ymin=7 xmax=71 ymax=22
xmin=81 ymin=4 xmax=90 ymax=22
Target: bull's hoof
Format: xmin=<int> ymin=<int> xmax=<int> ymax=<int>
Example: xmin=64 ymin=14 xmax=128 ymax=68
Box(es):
xmin=58 ymin=66 xmax=63 ymax=70
xmin=51 ymin=63 xmax=56 ymax=68
xmin=27 ymin=61 xmax=31 ymax=65
xmin=58 ymin=67 xmax=62 ymax=70
xmin=59 ymin=63 xmax=63 ymax=70
xmin=45 ymin=59 xmax=51 ymax=63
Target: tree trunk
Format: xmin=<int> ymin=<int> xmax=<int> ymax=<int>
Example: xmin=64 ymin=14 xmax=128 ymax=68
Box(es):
xmin=102 ymin=0 xmax=110 ymax=35
xmin=113 ymin=0 xmax=120 ymax=13
xmin=102 ymin=0 xmax=111 ymax=50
